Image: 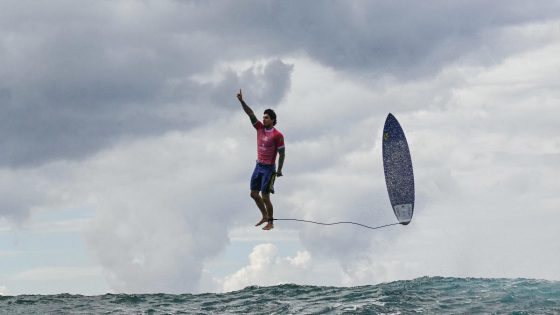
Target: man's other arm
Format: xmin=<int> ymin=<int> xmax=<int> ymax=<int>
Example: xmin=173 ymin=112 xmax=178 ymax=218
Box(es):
xmin=277 ymin=147 xmax=285 ymax=176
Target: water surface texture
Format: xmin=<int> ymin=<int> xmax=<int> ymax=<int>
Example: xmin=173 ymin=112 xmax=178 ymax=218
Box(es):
xmin=1 ymin=277 xmax=559 ymax=314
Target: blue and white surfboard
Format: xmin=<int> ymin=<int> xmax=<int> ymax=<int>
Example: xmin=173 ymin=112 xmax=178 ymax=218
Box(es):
xmin=382 ymin=113 xmax=415 ymax=225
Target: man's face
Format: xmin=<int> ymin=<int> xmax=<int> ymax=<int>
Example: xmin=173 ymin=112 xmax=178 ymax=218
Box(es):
xmin=263 ymin=114 xmax=273 ymax=128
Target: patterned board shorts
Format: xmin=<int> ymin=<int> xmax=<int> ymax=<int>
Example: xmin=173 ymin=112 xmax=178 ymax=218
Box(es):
xmin=250 ymin=162 xmax=277 ymax=194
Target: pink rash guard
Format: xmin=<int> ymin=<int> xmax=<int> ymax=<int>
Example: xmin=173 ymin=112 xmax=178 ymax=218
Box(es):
xmin=253 ymin=120 xmax=284 ymax=165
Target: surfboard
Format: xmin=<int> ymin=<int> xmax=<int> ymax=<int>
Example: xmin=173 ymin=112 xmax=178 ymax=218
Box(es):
xmin=382 ymin=113 xmax=415 ymax=225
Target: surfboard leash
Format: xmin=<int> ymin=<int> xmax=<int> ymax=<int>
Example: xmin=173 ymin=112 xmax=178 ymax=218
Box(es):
xmin=273 ymin=218 xmax=401 ymax=230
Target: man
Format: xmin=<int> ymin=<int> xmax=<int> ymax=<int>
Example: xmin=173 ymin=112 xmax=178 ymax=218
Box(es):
xmin=237 ymin=89 xmax=285 ymax=230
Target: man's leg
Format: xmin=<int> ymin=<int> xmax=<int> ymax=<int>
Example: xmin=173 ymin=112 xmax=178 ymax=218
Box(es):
xmin=251 ymin=190 xmax=268 ymax=226
xmin=262 ymin=193 xmax=274 ymax=230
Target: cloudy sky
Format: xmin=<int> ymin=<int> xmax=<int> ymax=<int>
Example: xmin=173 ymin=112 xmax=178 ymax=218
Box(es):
xmin=1 ymin=0 xmax=559 ymax=295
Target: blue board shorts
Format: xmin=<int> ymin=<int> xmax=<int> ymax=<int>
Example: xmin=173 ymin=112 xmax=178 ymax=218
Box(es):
xmin=250 ymin=162 xmax=276 ymax=194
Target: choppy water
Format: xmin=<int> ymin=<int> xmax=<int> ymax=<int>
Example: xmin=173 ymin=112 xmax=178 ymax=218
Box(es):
xmin=1 ymin=277 xmax=559 ymax=314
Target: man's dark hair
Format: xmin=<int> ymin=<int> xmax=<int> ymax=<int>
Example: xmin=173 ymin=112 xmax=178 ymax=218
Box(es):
xmin=264 ymin=109 xmax=277 ymax=126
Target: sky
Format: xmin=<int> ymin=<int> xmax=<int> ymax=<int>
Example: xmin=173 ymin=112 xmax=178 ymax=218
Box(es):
xmin=1 ymin=0 xmax=559 ymax=295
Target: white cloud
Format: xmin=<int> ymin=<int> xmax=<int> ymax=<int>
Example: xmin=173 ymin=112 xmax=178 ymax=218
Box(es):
xmin=77 ymin=128 xmax=252 ymax=293
xmin=222 ymin=243 xmax=321 ymax=292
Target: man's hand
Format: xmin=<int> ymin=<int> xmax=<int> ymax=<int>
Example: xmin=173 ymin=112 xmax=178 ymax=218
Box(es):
xmin=276 ymin=171 xmax=283 ymax=177
xmin=237 ymin=89 xmax=243 ymax=102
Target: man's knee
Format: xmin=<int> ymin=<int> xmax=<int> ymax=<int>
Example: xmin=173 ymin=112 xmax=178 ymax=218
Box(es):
xmin=250 ymin=191 xmax=260 ymax=200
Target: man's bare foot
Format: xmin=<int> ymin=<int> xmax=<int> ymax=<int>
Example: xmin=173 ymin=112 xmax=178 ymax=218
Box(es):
xmin=255 ymin=218 xmax=267 ymax=226
xmin=262 ymin=222 xmax=274 ymax=230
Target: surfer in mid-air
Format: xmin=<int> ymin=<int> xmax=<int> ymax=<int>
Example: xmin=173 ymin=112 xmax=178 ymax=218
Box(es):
xmin=237 ymin=89 xmax=285 ymax=230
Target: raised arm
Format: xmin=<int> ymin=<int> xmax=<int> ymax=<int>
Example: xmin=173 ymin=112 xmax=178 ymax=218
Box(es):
xmin=236 ymin=89 xmax=258 ymax=125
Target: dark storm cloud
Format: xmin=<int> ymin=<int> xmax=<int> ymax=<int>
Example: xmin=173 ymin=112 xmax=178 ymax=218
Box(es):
xmin=1 ymin=0 xmax=558 ymax=167
xmin=190 ymin=1 xmax=560 ymax=76
xmin=0 ymin=0 xmax=292 ymax=167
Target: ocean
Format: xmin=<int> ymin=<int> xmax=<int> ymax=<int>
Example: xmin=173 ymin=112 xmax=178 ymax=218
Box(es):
xmin=1 ymin=277 xmax=559 ymax=314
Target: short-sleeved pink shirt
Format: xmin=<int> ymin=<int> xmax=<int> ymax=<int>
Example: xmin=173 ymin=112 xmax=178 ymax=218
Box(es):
xmin=253 ymin=121 xmax=284 ymax=165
